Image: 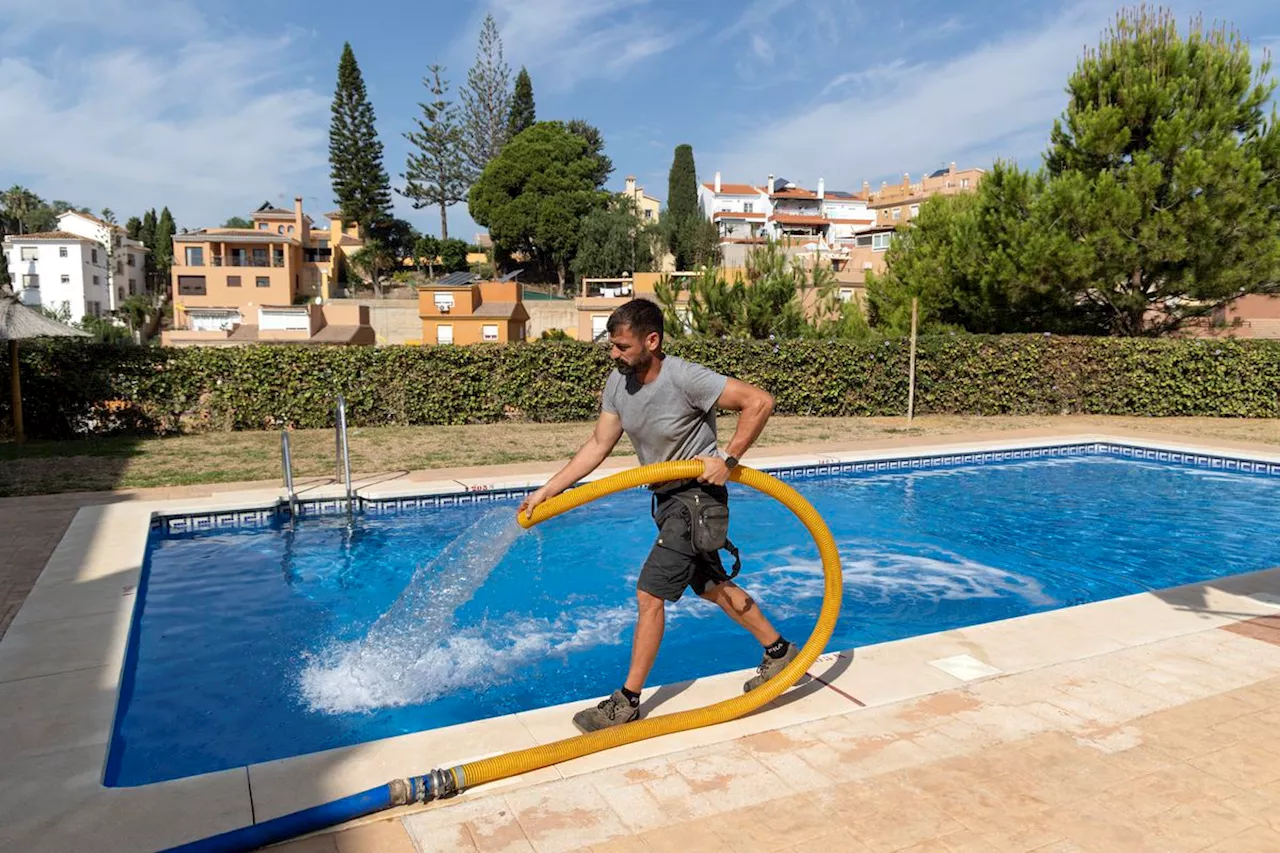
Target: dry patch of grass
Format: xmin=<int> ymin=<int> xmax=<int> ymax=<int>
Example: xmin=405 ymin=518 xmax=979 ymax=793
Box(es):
xmin=1 ymin=415 xmax=1278 ymax=497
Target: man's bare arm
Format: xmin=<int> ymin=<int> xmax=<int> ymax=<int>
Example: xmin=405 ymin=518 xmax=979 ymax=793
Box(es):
xmin=519 ymin=412 xmax=624 ymax=518
xmin=697 ymin=378 xmax=775 ymax=485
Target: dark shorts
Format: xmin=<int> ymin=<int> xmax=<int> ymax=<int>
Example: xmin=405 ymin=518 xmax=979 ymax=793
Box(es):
xmin=638 ymin=483 xmax=731 ymax=602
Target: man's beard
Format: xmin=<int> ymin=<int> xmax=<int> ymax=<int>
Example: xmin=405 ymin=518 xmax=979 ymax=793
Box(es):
xmin=614 ymin=358 xmax=636 ymax=375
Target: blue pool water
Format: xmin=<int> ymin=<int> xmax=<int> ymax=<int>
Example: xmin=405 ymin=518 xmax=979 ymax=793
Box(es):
xmin=106 ymin=451 xmax=1280 ymax=786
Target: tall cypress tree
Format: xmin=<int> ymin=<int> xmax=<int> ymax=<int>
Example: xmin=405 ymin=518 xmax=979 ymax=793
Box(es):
xmin=140 ymin=209 xmax=157 ymax=289
xmin=153 ymin=208 xmax=175 ymax=292
xmin=402 ymin=65 xmax=469 ymax=241
xmin=462 ymin=14 xmax=512 ymax=177
xmin=329 ymin=42 xmax=393 ymax=231
xmin=667 ymin=144 xmax=699 ymax=269
xmin=507 ymin=67 xmax=536 ymax=140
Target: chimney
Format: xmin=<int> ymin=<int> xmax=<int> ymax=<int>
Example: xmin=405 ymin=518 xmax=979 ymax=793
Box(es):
xmin=294 ymin=196 xmax=309 ymax=247
xmin=767 ymin=173 xmax=775 ymax=193
xmin=817 ymin=177 xmax=825 ymax=200
xmin=714 ymin=171 xmax=722 ymax=193
xmin=625 ymin=176 xmax=636 ymax=195
xmin=949 ymin=161 xmax=957 ymax=174
xmin=862 ymin=180 xmax=870 ymax=196
xmin=902 ymin=173 xmax=910 ymax=189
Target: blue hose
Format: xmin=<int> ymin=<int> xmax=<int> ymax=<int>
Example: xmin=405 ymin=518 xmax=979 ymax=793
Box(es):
xmin=159 ymin=784 xmax=394 ymax=853
xmin=157 ymin=772 xmax=454 ymax=853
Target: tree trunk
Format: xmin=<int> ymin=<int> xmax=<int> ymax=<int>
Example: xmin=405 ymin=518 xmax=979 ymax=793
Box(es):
xmin=557 ymin=264 xmax=567 ymax=296
xmin=439 ymin=203 xmax=449 ymax=242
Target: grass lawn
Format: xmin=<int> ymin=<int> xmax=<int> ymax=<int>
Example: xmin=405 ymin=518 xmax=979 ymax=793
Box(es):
xmin=2 ymin=415 xmax=1279 ymax=497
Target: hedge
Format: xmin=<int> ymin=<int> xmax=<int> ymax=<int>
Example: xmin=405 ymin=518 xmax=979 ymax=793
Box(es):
xmin=2 ymin=336 xmax=1278 ymax=439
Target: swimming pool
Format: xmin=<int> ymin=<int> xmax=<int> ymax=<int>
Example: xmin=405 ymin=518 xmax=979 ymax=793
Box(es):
xmin=105 ymin=443 xmax=1280 ymax=786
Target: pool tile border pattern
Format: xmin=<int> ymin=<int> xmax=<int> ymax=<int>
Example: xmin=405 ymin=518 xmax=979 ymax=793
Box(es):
xmin=4 ymin=431 xmax=1280 ymax=853
xmin=153 ymin=439 xmax=1280 ymax=533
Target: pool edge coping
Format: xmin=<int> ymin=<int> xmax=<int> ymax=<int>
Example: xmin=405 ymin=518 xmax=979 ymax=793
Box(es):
xmin=4 ymin=430 xmax=1280 ymax=850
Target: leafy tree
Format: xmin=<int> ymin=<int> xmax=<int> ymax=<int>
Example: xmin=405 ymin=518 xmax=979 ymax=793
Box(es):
xmin=508 ymin=67 xmax=536 ymax=139
xmin=349 ymin=238 xmax=396 ymax=297
xmin=222 ymin=216 xmax=253 ymax=229
xmin=469 ymin=121 xmax=610 ymax=291
xmin=413 ymin=234 xmax=441 ymax=276
xmin=100 ymin=208 xmax=116 ymax=224
xmin=2 ymin=186 xmax=41 ymax=234
xmin=666 ymin=144 xmax=700 ymax=268
xmin=402 ymin=65 xmax=469 ymax=240
xmin=1039 ymin=6 xmax=1280 ymax=335
xmin=329 ymin=42 xmax=393 ymax=231
xmin=462 ymin=13 xmax=512 ymax=177
xmin=567 ymin=119 xmax=613 ymax=189
xmin=125 ymin=216 xmax=143 ymax=241
xmin=439 ymin=238 xmax=470 ymax=272
xmin=571 ymin=196 xmax=660 ymax=279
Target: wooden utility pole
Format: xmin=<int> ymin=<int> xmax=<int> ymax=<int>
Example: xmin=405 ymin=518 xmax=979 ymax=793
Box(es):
xmin=907 ymin=297 xmax=919 ymax=423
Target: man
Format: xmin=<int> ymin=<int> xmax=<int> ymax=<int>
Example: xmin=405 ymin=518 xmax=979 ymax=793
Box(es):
xmin=518 ymin=299 xmax=798 ymax=733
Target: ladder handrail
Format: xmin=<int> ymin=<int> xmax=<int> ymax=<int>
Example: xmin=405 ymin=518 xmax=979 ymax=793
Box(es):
xmin=280 ymin=428 xmax=299 ymax=520
xmin=335 ymin=395 xmax=353 ymax=508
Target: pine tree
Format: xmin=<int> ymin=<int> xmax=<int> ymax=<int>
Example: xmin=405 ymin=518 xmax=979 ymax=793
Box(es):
xmin=462 ymin=13 xmax=512 ymax=177
xmin=402 ymin=65 xmax=469 ymax=241
xmin=507 ymin=67 xmax=536 ymax=140
xmin=329 ymin=42 xmax=393 ymax=231
xmin=567 ymin=119 xmax=613 ymax=188
xmin=666 ymin=144 xmax=699 ymax=269
xmin=1039 ymin=6 xmax=1280 ymax=335
xmin=125 ymin=216 xmax=142 ymax=241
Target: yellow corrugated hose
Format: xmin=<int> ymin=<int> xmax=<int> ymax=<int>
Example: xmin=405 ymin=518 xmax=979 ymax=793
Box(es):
xmin=443 ymin=459 xmax=843 ymax=792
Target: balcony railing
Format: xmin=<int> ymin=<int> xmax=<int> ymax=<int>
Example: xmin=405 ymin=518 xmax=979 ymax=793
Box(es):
xmin=211 ymin=256 xmax=284 ymax=268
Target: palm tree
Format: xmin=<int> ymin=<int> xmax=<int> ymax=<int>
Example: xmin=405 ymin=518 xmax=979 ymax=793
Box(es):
xmin=2 ymin=186 xmax=42 ymax=235
xmin=100 ymin=208 xmax=117 ymax=224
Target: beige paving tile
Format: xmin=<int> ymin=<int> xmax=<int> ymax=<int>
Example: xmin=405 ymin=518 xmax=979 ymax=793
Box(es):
xmin=505 ymin=777 xmax=631 ymax=853
xmin=1188 ymin=741 xmax=1280 ymax=788
xmin=0 ymin=606 xmax=131 ymax=681
xmin=0 ymin=744 xmax=252 ymax=853
xmin=9 ymin=575 xmax=136 ymax=627
xmin=333 ymin=818 xmax=418 ymax=853
xmin=402 ymin=796 xmax=506 ymax=853
xmin=639 ymin=821 xmax=734 ymax=852
xmin=467 ymin=806 xmax=538 ymax=853
xmin=0 ymin=665 xmax=118 ymax=759
xmin=1202 ymin=825 xmax=1280 ymax=852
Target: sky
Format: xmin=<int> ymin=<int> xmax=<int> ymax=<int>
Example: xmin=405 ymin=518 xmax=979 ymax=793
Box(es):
xmin=2 ymin=0 xmax=1278 ymax=240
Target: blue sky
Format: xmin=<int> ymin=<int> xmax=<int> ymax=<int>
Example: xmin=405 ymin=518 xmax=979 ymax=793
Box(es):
xmin=2 ymin=0 xmax=1278 ymax=240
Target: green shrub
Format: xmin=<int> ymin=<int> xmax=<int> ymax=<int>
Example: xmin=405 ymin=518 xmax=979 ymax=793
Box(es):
xmin=2 ymin=336 xmax=1277 ymax=439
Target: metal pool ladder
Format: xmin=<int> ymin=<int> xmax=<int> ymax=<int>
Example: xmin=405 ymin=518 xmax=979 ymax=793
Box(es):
xmin=280 ymin=428 xmax=300 ymax=521
xmin=335 ymin=394 xmax=354 ymax=510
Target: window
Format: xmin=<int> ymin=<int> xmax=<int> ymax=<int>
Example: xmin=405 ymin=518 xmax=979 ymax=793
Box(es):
xmin=253 ymin=248 xmax=268 ymax=267
xmin=21 ymin=274 xmax=39 ymax=288
xmin=117 ymin=286 xmax=125 ymax=300
xmin=93 ymin=275 xmax=100 ymax=286
xmin=592 ymin=314 xmax=608 ymax=341
xmin=116 ymin=260 xmax=123 ymax=273
xmin=91 ymin=248 xmax=99 ymax=263
xmin=256 ymin=276 xmax=270 ymax=288
xmin=86 ymin=301 xmax=102 ymax=317
xmin=482 ymin=324 xmax=499 ymax=341
xmin=960 ymin=178 xmax=970 ymax=189
xmin=277 ymin=225 xmax=284 ymax=234
xmin=838 ymin=288 xmax=854 ymax=303
xmin=272 ymin=249 xmax=284 ymax=267
xmin=744 ymin=202 xmax=754 ymax=214
xmin=910 ymin=204 xmax=920 ymax=217
xmin=113 ymin=236 xmax=121 ymax=248
xmin=60 ymin=274 xmax=70 ymax=284
xmin=854 ymin=234 xmax=872 ymax=248
xmin=178 ymin=276 xmax=207 ymax=296
xmin=287 ymin=226 xmax=295 ymax=234
xmin=127 ymin=254 xmax=136 ymax=267
xmin=129 ymin=278 xmax=137 ymax=295
xmin=227 ymin=275 xmax=242 ymax=288
xmin=872 ymin=232 xmax=893 ymax=251
xmin=20 ymin=246 xmax=38 ymax=260
xmin=433 ymin=292 xmax=455 ymax=311
xmin=258 ymin=222 xmax=269 ymax=231
xmin=59 ymin=246 xmax=68 ymax=258
xmin=185 ymin=247 xmax=204 ymax=266
xmin=891 ymin=208 xmax=901 ymax=220
xmin=436 ymin=324 xmax=454 ymax=345
xmin=644 ymin=209 xmax=653 ymax=220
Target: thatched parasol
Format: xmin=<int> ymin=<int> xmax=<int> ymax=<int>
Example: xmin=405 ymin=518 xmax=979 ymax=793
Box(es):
xmin=1 ymin=296 xmax=91 ymax=444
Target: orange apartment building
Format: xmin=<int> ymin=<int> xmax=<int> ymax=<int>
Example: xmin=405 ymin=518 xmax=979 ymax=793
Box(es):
xmin=419 ymin=276 xmax=530 ymax=345
xmin=867 ymin=162 xmax=985 ymax=227
xmin=164 ymin=198 xmax=373 ymax=345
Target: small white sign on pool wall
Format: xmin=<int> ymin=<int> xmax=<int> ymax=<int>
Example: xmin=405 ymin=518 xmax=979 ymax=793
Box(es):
xmin=929 ymin=654 xmax=1004 ymax=682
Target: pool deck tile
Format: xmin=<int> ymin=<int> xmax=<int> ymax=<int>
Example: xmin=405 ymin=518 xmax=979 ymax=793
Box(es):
xmin=5 ymin=428 xmax=1280 ymax=852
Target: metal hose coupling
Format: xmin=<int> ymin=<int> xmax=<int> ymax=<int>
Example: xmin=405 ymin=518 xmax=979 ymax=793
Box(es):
xmin=397 ymin=768 xmax=462 ymax=805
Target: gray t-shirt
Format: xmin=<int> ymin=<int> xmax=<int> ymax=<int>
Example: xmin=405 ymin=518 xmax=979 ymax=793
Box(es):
xmin=601 ymin=355 xmax=728 ymax=467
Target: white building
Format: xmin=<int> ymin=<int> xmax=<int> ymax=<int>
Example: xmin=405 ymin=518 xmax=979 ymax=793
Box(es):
xmin=2 ymin=211 xmax=148 ymax=321
xmin=698 ymin=172 xmax=874 ymax=248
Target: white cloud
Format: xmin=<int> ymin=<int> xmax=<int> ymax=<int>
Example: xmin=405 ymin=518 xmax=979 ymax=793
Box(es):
xmin=0 ymin=1 xmax=329 ymax=227
xmin=711 ymin=2 xmax=1113 ymax=190
xmin=469 ymin=0 xmax=689 ymax=90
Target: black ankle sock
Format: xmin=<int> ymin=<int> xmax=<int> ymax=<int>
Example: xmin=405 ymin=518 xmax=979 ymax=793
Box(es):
xmin=620 ymin=686 xmax=641 ymax=706
xmin=765 ymin=637 xmax=790 ymax=659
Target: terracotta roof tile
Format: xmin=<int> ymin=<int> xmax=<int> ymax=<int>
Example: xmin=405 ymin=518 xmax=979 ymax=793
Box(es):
xmin=702 ymin=182 xmax=762 ymax=195
xmin=712 ymin=211 xmax=766 ymax=220
xmin=770 ymin=213 xmax=829 ymax=225
xmin=3 ymin=230 xmax=91 ymax=241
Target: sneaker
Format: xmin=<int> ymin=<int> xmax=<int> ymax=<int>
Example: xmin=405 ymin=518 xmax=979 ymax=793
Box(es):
xmin=572 ymin=689 xmax=640 ymax=733
xmin=743 ymin=642 xmax=800 ymax=693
